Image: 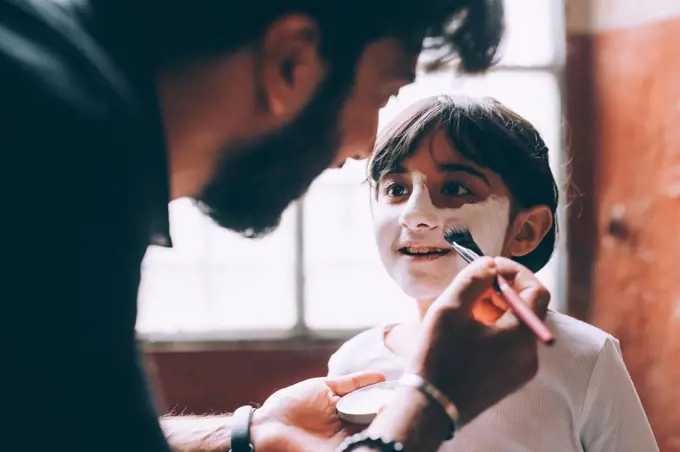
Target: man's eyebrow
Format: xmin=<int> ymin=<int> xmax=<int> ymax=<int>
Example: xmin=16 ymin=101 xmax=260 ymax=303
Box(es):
xmin=437 ymin=163 xmax=490 ymax=185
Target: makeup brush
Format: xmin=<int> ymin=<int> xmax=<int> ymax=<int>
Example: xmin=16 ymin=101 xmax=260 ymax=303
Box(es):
xmin=444 ymin=226 xmax=555 ymax=345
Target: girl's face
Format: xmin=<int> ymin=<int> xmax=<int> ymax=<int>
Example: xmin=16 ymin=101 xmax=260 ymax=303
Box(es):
xmin=372 ymin=129 xmax=515 ymax=302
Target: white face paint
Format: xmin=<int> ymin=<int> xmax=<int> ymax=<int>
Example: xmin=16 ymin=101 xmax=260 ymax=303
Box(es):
xmin=373 ymin=173 xmax=511 ymax=301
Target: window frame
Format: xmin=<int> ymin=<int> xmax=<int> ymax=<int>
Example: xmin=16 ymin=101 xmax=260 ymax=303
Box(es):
xmin=141 ymin=2 xmax=567 ymax=349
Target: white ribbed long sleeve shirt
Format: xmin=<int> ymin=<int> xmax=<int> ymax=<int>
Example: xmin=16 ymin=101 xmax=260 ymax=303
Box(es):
xmin=328 ymin=311 xmax=658 ymax=452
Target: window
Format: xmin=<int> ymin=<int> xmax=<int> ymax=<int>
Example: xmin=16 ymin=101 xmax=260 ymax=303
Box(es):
xmin=137 ymin=0 xmax=566 ymax=341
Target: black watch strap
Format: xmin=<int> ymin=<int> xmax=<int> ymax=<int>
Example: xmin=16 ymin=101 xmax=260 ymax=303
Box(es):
xmin=229 ymin=405 xmax=255 ymax=452
xmin=337 ymin=432 xmax=405 ymax=452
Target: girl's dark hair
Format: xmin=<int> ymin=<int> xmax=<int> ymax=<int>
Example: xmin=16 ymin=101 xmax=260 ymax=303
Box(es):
xmin=369 ymin=95 xmax=559 ymax=272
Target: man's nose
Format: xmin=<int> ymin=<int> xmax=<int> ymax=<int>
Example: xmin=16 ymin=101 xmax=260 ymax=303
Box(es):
xmin=355 ymin=134 xmax=377 ymax=161
xmin=350 ymin=144 xmax=374 ymax=162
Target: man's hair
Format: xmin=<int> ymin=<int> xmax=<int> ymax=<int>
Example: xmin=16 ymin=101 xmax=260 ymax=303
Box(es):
xmin=139 ymin=0 xmax=504 ymax=74
xmin=369 ymin=95 xmax=559 ymax=273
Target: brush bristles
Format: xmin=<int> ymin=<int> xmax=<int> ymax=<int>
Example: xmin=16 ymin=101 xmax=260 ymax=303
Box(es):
xmin=444 ymin=226 xmax=474 ymax=245
xmin=443 ymin=226 xmax=485 ymax=257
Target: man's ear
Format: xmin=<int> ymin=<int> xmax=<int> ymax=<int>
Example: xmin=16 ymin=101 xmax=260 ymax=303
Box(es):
xmin=257 ymin=14 xmax=325 ymax=118
xmin=507 ymin=206 xmax=553 ymax=258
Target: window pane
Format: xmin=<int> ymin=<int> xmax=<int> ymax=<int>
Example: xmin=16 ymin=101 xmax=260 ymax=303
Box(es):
xmin=142 ymin=198 xmax=209 ymax=266
xmin=137 ymin=265 xmax=208 ymax=334
xmin=305 ymin=70 xmax=564 ymax=330
xmin=205 ymin=263 xmax=296 ymax=330
xmin=418 ymin=0 xmax=562 ymax=69
xmin=498 ymin=0 xmax=561 ymax=67
xmin=303 ymin=161 xmax=416 ymax=330
xmin=201 ymin=205 xmax=298 ymax=330
xmin=137 ymin=200 xmax=297 ymax=335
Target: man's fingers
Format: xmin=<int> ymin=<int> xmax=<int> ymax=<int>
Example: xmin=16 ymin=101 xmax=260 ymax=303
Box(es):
xmin=434 ymin=257 xmax=497 ymax=315
xmin=472 ymin=295 xmax=507 ymax=325
xmin=342 ymin=423 xmax=367 ymax=436
xmin=492 ymin=256 xmax=521 ymax=278
xmin=326 ymin=371 xmax=385 ymax=397
xmin=518 ymin=285 xmax=551 ymax=322
xmin=493 ymin=257 xmax=551 ymax=321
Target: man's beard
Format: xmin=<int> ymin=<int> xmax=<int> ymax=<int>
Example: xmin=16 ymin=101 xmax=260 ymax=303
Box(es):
xmin=194 ymin=70 xmax=354 ymax=238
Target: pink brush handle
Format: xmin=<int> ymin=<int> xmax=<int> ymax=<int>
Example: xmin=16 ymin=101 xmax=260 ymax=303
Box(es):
xmin=496 ymin=274 xmax=554 ymax=345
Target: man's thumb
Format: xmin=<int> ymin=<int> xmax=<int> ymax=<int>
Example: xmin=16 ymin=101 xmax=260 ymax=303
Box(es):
xmin=326 ymin=371 xmax=385 ymax=397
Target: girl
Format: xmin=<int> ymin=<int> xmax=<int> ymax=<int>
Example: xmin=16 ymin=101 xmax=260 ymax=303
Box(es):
xmin=328 ymin=95 xmax=658 ymax=451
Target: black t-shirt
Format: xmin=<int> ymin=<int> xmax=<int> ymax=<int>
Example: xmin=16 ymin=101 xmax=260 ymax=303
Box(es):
xmin=1 ymin=0 xmax=172 ymax=450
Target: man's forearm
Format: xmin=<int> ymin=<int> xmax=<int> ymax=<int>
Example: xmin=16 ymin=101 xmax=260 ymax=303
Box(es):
xmin=363 ymin=386 xmax=451 ymax=452
xmin=160 ymin=415 xmax=233 ymax=452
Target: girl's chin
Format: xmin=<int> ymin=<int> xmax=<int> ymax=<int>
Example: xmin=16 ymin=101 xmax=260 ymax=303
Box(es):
xmin=393 ymin=272 xmax=459 ymax=301
xmin=396 ymin=281 xmax=509 ymax=325
xmin=398 ymin=284 xmax=448 ymax=303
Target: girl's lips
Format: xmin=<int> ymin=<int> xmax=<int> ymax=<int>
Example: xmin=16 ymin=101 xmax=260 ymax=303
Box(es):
xmin=397 ymin=244 xmax=452 ymax=254
xmin=398 ymin=248 xmax=453 ymax=262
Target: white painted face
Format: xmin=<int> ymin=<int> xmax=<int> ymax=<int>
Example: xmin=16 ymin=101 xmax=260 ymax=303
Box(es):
xmin=372 ymin=131 xmax=513 ymax=301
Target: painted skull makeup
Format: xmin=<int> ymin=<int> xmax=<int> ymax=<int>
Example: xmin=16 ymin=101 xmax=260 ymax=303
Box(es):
xmin=373 ymin=173 xmax=511 ymax=301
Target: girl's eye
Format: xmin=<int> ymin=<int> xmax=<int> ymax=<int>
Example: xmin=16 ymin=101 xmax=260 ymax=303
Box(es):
xmin=442 ymin=182 xmax=472 ymax=197
xmin=384 ymin=182 xmax=409 ymax=198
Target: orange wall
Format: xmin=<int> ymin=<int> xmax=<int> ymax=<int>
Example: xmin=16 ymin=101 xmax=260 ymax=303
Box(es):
xmin=566 ymin=16 xmax=680 ymax=451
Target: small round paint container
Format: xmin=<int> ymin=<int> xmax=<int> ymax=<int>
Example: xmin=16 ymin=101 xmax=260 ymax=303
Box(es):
xmin=337 ymin=380 xmax=399 ymax=424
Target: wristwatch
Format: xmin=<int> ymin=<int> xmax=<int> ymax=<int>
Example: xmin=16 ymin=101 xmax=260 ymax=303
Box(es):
xmin=336 ymin=431 xmax=404 ymax=451
xmin=229 ymin=405 xmax=255 ymax=452
xmin=399 ymin=373 xmax=459 ymax=440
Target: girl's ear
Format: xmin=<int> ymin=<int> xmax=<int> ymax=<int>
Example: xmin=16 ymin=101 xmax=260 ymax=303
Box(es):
xmin=507 ymin=206 xmax=553 ymax=257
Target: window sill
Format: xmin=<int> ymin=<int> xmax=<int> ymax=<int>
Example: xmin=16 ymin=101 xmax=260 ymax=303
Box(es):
xmin=140 ymin=327 xmax=366 ymax=352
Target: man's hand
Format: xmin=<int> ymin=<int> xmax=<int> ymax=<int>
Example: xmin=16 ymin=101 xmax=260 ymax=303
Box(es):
xmin=413 ymin=256 xmax=550 ymax=424
xmin=369 ymin=257 xmax=550 ymax=451
xmin=252 ymin=372 xmax=385 ymax=452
